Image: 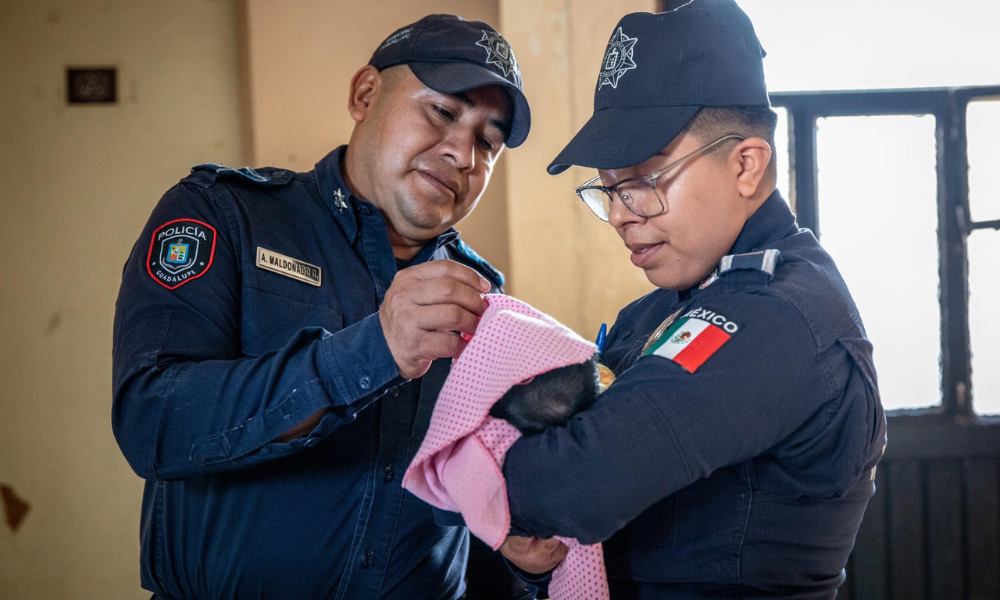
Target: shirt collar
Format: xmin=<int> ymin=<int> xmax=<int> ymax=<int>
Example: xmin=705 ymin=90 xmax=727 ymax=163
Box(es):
xmin=314 ymin=145 xmax=461 ymax=253
xmin=314 ymin=145 xmax=361 ymax=243
xmin=685 ymin=189 xmax=796 ymax=297
xmin=727 ymin=189 xmax=797 ymax=255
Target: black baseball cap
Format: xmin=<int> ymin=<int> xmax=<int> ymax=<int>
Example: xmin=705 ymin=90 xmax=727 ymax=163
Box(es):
xmin=369 ymin=14 xmax=531 ymax=148
xmin=548 ymin=0 xmax=769 ymax=174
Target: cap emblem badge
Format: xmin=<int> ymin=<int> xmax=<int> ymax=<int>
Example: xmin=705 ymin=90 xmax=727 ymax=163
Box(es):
xmin=476 ymin=31 xmax=521 ymax=87
xmin=598 ymin=27 xmax=637 ymax=90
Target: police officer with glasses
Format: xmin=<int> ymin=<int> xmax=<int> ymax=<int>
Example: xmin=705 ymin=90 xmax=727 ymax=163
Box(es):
xmin=499 ymin=2 xmax=887 ymax=598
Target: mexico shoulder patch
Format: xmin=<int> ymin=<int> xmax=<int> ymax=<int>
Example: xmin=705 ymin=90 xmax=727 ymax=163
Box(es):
xmin=642 ymin=306 xmax=741 ymax=373
xmin=146 ymin=218 xmax=217 ymax=289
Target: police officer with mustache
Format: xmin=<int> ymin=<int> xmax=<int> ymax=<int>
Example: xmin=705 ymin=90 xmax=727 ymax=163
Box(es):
xmin=113 ymin=14 xmax=534 ymax=600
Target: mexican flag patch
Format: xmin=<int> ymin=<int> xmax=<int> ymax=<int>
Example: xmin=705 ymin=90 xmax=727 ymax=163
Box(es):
xmin=642 ymin=306 xmax=741 ymax=373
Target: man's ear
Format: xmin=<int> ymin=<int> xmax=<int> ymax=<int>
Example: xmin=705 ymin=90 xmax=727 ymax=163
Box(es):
xmin=733 ymin=137 xmax=772 ymax=198
xmin=348 ymin=65 xmax=382 ymax=124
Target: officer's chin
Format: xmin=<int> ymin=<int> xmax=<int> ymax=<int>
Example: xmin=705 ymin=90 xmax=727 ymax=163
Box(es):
xmin=391 ymin=213 xmax=452 ymax=245
xmin=645 ymin=268 xmax=701 ymax=293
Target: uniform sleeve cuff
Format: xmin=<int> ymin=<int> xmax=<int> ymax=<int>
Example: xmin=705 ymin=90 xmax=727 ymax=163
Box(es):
xmin=321 ymin=313 xmax=401 ymax=405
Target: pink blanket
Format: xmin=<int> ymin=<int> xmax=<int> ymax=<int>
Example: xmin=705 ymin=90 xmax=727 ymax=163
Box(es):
xmin=402 ymin=295 xmax=610 ymax=600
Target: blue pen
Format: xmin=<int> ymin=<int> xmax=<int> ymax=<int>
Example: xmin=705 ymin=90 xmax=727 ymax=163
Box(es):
xmin=595 ymin=322 xmax=607 ymax=355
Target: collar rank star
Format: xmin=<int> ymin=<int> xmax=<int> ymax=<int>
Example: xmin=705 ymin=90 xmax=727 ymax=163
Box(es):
xmin=256 ymin=247 xmax=322 ymax=287
xmin=641 ymin=306 xmax=741 ymax=373
xmin=333 ymin=188 xmax=348 ymax=212
xmin=147 ymin=219 xmax=217 ymax=289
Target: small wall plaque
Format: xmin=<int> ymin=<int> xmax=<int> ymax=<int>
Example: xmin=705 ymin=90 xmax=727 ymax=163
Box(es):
xmin=67 ymin=68 xmax=116 ymax=104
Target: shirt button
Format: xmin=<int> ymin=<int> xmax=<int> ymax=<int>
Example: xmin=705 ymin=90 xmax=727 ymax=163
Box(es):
xmin=362 ymin=549 xmax=374 ymax=569
xmin=383 ymin=463 xmax=394 ymax=483
xmin=390 ymin=386 xmax=400 ymax=399
xmin=359 ymin=206 xmax=372 ymax=216
xmin=304 ymin=438 xmax=318 ymax=448
xmin=359 ymin=376 xmax=373 ymax=390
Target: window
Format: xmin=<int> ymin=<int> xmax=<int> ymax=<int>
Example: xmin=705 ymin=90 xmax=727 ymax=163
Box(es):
xmin=816 ymin=115 xmax=940 ymax=410
xmin=966 ymin=100 xmax=1000 ymax=415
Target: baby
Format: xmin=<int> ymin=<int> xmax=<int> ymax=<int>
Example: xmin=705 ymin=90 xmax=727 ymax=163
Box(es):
xmin=489 ymin=355 xmax=601 ymax=435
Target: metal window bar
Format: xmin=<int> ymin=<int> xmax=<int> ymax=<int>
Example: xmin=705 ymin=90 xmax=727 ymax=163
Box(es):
xmin=771 ymin=85 xmax=1000 ymax=419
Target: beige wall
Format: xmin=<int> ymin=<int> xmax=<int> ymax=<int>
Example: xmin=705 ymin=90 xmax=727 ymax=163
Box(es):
xmin=500 ymin=0 xmax=656 ymax=337
xmin=244 ymin=0 xmax=511 ymax=278
xmin=0 ymin=1 xmax=247 ymax=598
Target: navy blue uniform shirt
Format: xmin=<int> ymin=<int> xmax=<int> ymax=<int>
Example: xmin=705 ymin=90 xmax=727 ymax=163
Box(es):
xmin=112 ymin=147 xmax=521 ymax=600
xmin=503 ymin=191 xmax=887 ymax=599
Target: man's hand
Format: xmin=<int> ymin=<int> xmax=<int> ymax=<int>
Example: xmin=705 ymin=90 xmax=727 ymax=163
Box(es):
xmin=499 ymin=536 xmax=569 ymax=575
xmin=379 ymin=260 xmax=490 ymax=380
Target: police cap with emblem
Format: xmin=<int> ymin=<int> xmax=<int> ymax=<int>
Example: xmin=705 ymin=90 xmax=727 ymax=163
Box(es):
xmin=547 ymin=0 xmax=769 ymax=174
xmin=369 ymin=14 xmax=531 ymax=148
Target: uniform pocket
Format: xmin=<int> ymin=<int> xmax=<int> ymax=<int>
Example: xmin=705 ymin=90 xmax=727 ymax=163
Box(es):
xmin=240 ymin=286 xmax=343 ymax=357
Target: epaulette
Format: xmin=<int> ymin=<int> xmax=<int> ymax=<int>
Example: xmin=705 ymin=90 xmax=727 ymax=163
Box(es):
xmin=718 ymin=249 xmax=781 ymax=278
xmin=187 ymin=163 xmax=293 ymax=187
xmin=452 ymin=238 xmax=505 ymax=288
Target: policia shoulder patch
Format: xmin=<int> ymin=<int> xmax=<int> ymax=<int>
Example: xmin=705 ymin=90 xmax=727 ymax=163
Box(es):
xmin=642 ymin=306 xmax=741 ymax=373
xmin=146 ymin=219 xmax=217 ymax=289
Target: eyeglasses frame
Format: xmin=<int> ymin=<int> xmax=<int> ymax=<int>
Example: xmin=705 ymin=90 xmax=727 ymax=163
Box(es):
xmin=574 ymin=134 xmax=747 ymax=221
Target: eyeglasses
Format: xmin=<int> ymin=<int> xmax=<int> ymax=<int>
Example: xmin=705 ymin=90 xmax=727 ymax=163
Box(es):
xmin=574 ymin=134 xmax=745 ymax=221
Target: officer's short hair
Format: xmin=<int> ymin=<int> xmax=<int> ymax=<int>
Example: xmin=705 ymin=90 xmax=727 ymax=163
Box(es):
xmin=378 ymin=64 xmax=409 ymax=91
xmin=683 ymin=106 xmax=779 ymax=183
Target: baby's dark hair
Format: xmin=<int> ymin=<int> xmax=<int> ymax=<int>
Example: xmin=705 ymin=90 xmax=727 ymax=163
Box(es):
xmin=488 ymin=354 xmax=600 ymax=435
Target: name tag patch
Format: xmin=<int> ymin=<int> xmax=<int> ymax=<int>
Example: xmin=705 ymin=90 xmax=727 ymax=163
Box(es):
xmin=256 ymin=247 xmax=322 ymax=287
xmin=642 ymin=306 xmax=740 ymax=373
xmin=147 ymin=218 xmax=217 ymax=289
